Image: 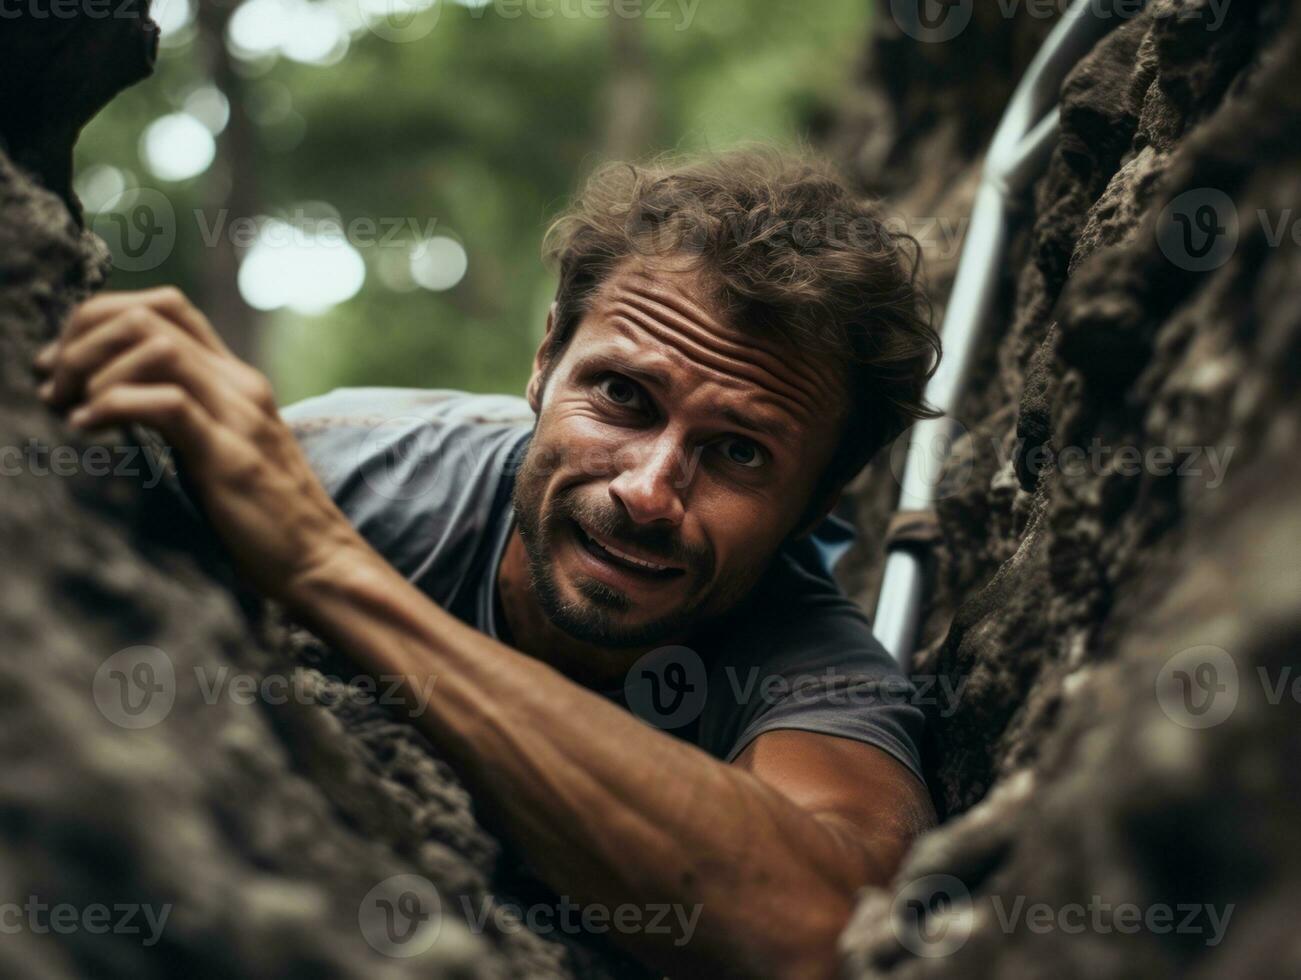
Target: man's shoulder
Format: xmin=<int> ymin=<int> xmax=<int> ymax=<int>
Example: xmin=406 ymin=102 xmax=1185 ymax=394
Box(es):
xmin=692 ymin=547 xmax=925 ymax=780
xmin=282 ymin=386 xmax=535 ymax=430
xmin=283 ymin=387 xmax=532 ymax=597
xmin=282 ymin=386 xmax=533 ymax=492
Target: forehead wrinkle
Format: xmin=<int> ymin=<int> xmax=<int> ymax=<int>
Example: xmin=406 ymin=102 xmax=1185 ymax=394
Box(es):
xmin=614 ymin=282 xmax=817 ymax=385
xmin=611 ymin=275 xmax=837 ymax=413
xmin=617 ymin=266 xmax=723 ymax=334
xmin=603 ymin=296 xmax=830 ymax=417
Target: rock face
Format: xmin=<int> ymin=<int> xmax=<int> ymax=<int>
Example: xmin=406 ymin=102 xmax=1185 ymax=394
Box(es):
xmin=0 ymin=17 xmax=637 ymax=980
xmin=836 ymin=0 xmax=1301 ymax=976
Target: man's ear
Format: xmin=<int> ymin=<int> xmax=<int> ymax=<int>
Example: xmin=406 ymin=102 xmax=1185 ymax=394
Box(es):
xmin=526 ymin=301 xmax=558 ymax=414
xmin=791 ymin=484 xmax=844 ymax=541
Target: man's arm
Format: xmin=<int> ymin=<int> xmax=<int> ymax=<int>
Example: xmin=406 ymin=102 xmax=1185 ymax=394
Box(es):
xmin=292 ymin=549 xmax=933 ymax=979
xmin=36 ymin=288 xmax=935 ymax=979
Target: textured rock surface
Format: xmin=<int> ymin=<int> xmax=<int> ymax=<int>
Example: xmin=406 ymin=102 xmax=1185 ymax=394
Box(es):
xmin=837 ymin=0 xmax=1301 ymax=976
xmin=0 ymin=18 xmax=636 ymax=980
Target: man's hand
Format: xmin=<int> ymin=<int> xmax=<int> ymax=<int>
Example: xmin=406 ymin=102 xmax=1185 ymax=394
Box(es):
xmin=34 ymin=287 xmax=369 ymax=600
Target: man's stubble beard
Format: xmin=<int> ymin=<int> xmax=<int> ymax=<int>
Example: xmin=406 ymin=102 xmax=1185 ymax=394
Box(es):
xmin=510 ymin=437 xmax=752 ymax=650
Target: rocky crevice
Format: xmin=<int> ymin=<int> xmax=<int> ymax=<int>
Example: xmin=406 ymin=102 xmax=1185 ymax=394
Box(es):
xmin=836 ymin=0 xmax=1301 ymax=975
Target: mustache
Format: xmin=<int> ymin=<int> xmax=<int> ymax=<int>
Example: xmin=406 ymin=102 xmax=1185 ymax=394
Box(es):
xmin=551 ymin=492 xmax=709 ymax=571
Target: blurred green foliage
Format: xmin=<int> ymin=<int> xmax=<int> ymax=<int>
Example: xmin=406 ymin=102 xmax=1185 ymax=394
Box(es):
xmin=77 ymin=0 xmax=873 ymax=404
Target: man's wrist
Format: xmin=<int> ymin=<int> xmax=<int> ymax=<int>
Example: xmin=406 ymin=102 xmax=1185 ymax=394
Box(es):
xmin=281 ymin=535 xmax=459 ymax=716
xmin=284 ymin=535 xmax=394 ymax=615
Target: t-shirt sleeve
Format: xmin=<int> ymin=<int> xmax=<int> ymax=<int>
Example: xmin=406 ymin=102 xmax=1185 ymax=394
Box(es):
xmin=696 ymin=551 xmax=927 ymax=784
xmin=280 ymin=387 xmax=532 ymax=601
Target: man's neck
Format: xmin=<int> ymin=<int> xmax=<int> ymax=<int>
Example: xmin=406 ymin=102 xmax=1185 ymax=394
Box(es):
xmin=495 ymin=527 xmax=666 ymax=692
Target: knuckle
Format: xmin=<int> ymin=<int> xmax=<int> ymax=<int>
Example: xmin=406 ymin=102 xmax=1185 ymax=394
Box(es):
xmin=231 ymin=452 xmax=266 ymax=486
xmin=249 ymin=373 xmax=276 ymax=411
xmin=122 ymin=306 xmax=155 ymax=335
xmin=144 ymin=335 xmax=182 ymax=365
xmin=158 ymin=385 xmax=190 ymax=417
xmin=92 ymin=388 xmax=122 ymax=413
xmin=249 ymin=416 xmax=282 ymax=452
xmin=67 ymin=293 xmax=106 ymax=321
xmin=152 ymin=285 xmax=189 ymax=311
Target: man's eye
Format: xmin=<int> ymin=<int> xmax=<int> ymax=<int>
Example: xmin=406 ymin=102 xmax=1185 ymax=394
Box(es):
xmin=717 ymin=437 xmax=764 ymax=468
xmin=597 ymin=375 xmax=644 ymax=409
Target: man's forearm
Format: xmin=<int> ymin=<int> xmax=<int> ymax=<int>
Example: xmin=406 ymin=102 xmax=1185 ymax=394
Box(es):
xmin=289 ymin=549 xmax=887 ymax=979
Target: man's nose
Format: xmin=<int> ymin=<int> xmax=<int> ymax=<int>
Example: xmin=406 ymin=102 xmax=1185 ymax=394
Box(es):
xmin=607 ymin=435 xmax=687 ymax=526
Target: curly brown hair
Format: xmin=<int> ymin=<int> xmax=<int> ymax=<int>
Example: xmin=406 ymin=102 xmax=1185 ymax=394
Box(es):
xmin=541 ymin=145 xmax=941 ymax=502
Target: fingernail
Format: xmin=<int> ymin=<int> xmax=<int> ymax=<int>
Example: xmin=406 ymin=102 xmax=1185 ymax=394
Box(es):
xmin=37 ymin=380 xmax=54 ymax=401
xmin=68 ymin=407 xmax=91 ymax=427
xmin=34 ymin=344 xmax=55 ymax=368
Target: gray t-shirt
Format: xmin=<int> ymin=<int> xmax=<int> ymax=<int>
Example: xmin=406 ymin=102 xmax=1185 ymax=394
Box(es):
xmin=284 ymin=387 xmax=925 ymax=782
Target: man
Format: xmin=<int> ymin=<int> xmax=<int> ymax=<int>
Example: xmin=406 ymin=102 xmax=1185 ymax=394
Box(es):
xmin=36 ymin=149 xmax=941 ymax=978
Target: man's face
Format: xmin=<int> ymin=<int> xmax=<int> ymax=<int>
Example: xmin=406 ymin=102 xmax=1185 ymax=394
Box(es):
xmin=512 ymin=257 xmax=846 ymax=649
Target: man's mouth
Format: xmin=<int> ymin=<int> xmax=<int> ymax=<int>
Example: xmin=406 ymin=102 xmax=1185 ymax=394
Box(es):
xmin=571 ymin=519 xmax=685 ymax=581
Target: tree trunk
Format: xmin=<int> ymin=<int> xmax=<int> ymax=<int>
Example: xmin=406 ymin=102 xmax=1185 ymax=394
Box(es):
xmin=195 ymin=0 xmax=263 ymax=365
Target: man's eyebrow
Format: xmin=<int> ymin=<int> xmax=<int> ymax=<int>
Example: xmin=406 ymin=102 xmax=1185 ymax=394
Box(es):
xmin=717 ymin=406 xmax=787 ymax=443
xmin=576 ymin=351 xmax=673 ymax=389
xmin=613 ymin=359 xmax=673 ymax=390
